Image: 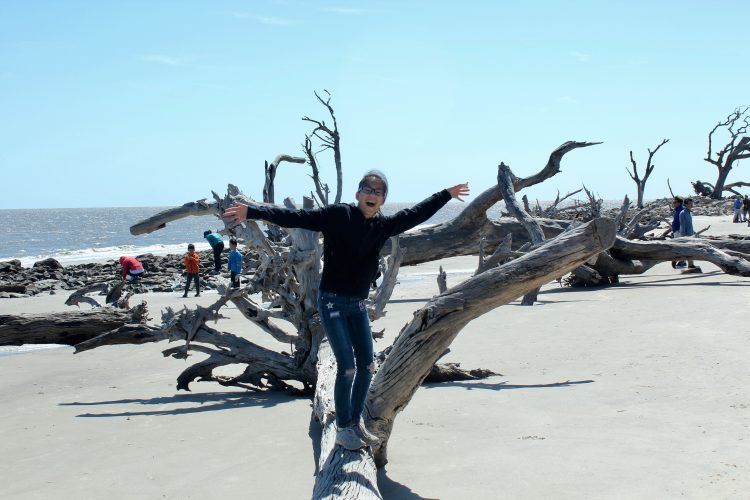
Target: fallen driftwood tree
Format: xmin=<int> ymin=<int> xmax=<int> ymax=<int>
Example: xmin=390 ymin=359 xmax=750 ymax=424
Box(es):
xmin=310 ymin=217 xmax=617 ymax=498
xmin=612 ymin=236 xmax=750 ymax=276
xmin=385 ymin=141 xmax=600 ymax=265
xmin=0 ymin=303 xmax=149 ymax=346
xmin=497 ymin=161 xmax=546 ymax=304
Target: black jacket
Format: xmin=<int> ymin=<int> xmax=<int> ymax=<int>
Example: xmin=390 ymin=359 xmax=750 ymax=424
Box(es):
xmin=246 ymin=190 xmax=452 ymax=298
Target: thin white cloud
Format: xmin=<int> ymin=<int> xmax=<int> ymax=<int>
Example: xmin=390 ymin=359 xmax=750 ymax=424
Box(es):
xmin=569 ymin=51 xmax=591 ymax=63
xmin=557 ymin=96 xmax=578 ymax=104
xmin=139 ymin=54 xmax=189 ymax=66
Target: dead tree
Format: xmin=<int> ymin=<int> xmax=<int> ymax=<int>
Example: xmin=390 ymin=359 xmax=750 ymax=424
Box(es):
xmin=262 ymin=154 xmax=306 ymax=204
xmin=496 ymin=162 xmax=546 ymax=305
xmin=302 ymin=90 xmax=343 ymax=205
xmin=627 ymin=139 xmax=669 ymax=208
xmin=611 ymin=236 xmax=750 ymax=276
xmin=722 ymin=181 xmax=750 ymax=197
xmin=0 ymin=303 xmax=149 ymax=346
xmin=312 ymin=217 xmax=617 ymax=496
xmin=704 ymin=106 xmax=750 ymax=199
xmin=541 ymin=188 xmax=583 ymax=218
xmin=382 ymin=141 xmax=601 ymax=265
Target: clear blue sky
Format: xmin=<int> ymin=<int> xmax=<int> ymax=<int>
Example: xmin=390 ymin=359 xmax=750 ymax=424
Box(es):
xmin=1 ymin=0 xmax=748 ymax=208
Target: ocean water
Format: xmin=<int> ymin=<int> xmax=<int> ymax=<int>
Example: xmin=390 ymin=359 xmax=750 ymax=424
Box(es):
xmin=0 ymin=203 xmax=500 ymax=267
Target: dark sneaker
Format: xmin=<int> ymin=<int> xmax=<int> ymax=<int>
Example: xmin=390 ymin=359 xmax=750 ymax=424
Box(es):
xmin=356 ymin=420 xmax=380 ymax=446
xmin=182 ymin=293 xmax=188 ymax=298
xmin=195 ymin=293 xmax=201 ymax=297
xmin=335 ymin=426 xmax=366 ymax=450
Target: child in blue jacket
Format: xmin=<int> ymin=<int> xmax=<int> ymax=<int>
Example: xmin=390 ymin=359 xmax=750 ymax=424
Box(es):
xmin=227 ymin=238 xmax=243 ymax=288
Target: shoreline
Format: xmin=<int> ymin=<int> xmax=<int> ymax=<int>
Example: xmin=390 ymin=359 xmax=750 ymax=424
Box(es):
xmin=2 ymin=197 xmax=739 ymax=268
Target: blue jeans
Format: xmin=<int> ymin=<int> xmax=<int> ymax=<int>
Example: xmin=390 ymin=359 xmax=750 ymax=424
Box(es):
xmin=317 ymin=290 xmax=374 ymax=428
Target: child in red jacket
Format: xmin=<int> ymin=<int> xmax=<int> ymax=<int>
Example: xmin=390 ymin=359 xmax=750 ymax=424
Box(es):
xmin=119 ymin=256 xmax=144 ymax=284
xmin=183 ymin=244 xmax=200 ymax=297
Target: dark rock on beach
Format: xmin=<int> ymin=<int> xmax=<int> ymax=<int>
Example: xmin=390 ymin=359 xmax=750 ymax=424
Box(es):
xmin=0 ymin=197 xmax=737 ymax=300
xmin=0 ymin=249 xmax=253 ymax=299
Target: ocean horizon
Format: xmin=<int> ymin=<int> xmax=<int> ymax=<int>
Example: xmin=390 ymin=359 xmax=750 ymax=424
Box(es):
xmin=1 ymin=199 xmax=634 ymax=267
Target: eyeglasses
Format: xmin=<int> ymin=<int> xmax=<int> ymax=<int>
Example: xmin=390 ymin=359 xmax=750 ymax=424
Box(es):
xmin=360 ymin=186 xmax=384 ymax=197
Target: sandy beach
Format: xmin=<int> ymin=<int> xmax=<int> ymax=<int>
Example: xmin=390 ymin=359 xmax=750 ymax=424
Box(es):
xmin=1 ymin=215 xmax=749 ymax=499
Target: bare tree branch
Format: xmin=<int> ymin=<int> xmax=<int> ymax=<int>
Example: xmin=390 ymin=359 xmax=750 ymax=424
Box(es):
xmin=263 ymin=154 xmax=306 ymax=204
xmin=703 ymin=106 xmax=750 ymax=198
xmin=302 ymin=90 xmax=343 ymax=203
xmin=627 ymin=139 xmax=669 ymax=208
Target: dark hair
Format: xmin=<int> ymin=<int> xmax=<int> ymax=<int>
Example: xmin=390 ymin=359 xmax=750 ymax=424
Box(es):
xmin=229 ymin=238 xmax=238 ymax=246
xmin=203 ymin=230 xmax=212 ymax=237
xmin=187 ymin=243 xmax=195 ymax=250
xmin=673 ymin=195 xmax=683 ymax=202
xmin=684 ymin=197 xmax=694 ymax=204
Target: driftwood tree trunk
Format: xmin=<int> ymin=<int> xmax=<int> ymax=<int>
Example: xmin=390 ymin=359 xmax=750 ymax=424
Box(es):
xmin=627 ymin=139 xmax=669 ymax=209
xmin=308 ymin=218 xmax=617 ymax=496
xmin=612 ymin=236 xmax=750 ymax=276
xmin=497 ymin=162 xmax=546 ymax=304
xmin=262 ymin=154 xmax=306 ymax=204
xmin=0 ymin=304 xmax=149 ymax=346
xmin=384 ymin=141 xmax=601 ymax=264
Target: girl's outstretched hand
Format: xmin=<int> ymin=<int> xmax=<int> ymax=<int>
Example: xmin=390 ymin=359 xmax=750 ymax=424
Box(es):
xmin=223 ymin=203 xmax=249 ymax=225
xmin=447 ymin=183 xmax=470 ymax=202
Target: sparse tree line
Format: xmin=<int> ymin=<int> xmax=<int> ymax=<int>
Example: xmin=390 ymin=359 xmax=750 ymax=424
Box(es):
xmin=627 ymin=106 xmax=750 ymax=207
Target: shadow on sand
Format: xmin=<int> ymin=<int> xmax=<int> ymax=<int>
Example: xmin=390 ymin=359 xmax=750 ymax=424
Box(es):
xmin=60 ymin=390 xmax=298 ymax=417
xmin=378 ymin=468 xmax=439 ymax=500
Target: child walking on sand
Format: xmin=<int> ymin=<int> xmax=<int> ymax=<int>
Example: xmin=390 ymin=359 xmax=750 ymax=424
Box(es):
xmin=228 ymin=238 xmax=243 ymax=288
xmin=183 ymin=244 xmax=201 ymax=297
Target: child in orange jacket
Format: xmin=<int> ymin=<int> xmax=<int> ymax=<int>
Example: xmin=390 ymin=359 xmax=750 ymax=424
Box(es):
xmin=183 ymin=244 xmax=200 ymax=297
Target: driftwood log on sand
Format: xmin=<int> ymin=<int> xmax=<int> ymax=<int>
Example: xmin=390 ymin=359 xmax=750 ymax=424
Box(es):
xmin=311 ymin=217 xmax=617 ymax=497
xmin=0 ymin=303 xmax=149 ymax=346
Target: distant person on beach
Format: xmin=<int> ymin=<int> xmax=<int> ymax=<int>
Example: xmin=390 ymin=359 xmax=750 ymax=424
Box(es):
xmin=227 ymin=238 xmax=243 ymax=289
xmin=671 ymin=196 xmax=686 ymax=269
xmin=183 ymin=243 xmax=200 ymax=297
xmin=678 ymin=198 xmax=700 ymax=272
xmin=743 ymin=195 xmax=749 ymax=223
xmin=118 ymin=256 xmax=144 ymax=283
xmin=203 ymin=230 xmax=224 ymax=273
xmin=733 ymin=196 xmax=742 ymax=223
xmin=223 ymin=169 xmax=470 ymax=451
